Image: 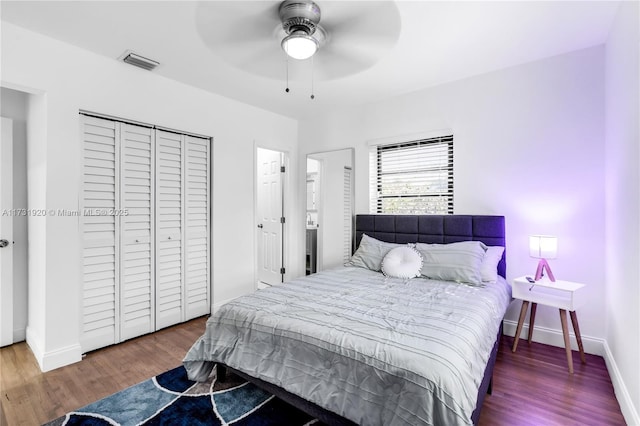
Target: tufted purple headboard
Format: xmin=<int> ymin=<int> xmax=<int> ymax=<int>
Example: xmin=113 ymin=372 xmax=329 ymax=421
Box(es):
xmin=355 ymin=214 xmax=506 ymax=279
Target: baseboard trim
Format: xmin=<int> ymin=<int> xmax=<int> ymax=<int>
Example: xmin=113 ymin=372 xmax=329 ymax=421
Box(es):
xmin=256 ymin=281 xmax=271 ymax=290
xmin=41 ymin=343 xmax=82 ymax=372
xmin=25 ymin=326 xmax=43 ymax=366
xmin=502 ymin=319 xmax=605 ymax=356
xmin=602 ymin=340 xmax=640 ymax=426
xmin=13 ymin=327 xmax=26 ymax=343
xmin=26 ymin=326 xmax=82 ymax=372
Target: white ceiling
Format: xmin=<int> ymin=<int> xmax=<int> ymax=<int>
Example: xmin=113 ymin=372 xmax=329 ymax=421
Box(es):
xmin=1 ymin=1 xmax=620 ymax=120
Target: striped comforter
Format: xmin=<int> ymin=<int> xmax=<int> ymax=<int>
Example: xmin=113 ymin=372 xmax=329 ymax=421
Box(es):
xmin=184 ymin=266 xmax=511 ymax=425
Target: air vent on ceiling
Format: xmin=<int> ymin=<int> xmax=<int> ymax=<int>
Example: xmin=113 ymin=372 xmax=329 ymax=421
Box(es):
xmin=120 ymin=50 xmax=159 ymax=71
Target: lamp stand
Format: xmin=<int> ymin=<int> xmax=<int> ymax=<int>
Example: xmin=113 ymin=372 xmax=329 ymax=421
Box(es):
xmin=534 ymin=258 xmax=555 ymax=282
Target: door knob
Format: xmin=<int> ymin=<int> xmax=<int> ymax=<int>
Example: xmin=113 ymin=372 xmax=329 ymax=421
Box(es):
xmin=0 ymin=239 xmax=9 ymax=248
xmin=257 ymin=224 xmax=263 ymax=228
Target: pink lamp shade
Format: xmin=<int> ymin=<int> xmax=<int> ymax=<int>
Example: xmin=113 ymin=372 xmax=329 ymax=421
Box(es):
xmin=529 ymin=235 xmax=557 ymax=282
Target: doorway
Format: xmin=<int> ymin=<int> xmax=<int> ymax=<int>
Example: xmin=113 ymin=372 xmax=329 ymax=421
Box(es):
xmin=306 ymin=149 xmax=354 ymax=273
xmin=0 ymin=87 xmax=29 ymax=347
xmin=256 ymin=147 xmax=287 ymax=286
xmin=0 ymin=117 xmax=14 ymax=346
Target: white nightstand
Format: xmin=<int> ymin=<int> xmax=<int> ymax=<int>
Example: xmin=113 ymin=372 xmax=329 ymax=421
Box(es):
xmin=511 ymin=276 xmax=586 ymax=373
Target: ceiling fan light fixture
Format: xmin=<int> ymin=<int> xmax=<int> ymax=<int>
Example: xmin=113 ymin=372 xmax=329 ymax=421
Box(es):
xmin=282 ymin=31 xmax=318 ymax=60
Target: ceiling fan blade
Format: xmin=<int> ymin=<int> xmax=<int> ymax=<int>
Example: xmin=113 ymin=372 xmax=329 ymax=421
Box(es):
xmin=196 ymin=1 xmax=281 ymax=50
xmin=320 ymin=1 xmax=401 ymax=45
xmin=195 ymin=1 xmax=290 ymax=78
xmin=313 ymin=44 xmax=376 ymax=80
xmin=237 ymin=51 xmax=288 ymax=79
xmin=309 ymin=1 xmax=400 ymax=79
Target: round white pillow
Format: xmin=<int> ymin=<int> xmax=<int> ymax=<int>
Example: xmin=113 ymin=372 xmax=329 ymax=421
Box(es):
xmin=381 ymin=246 xmax=423 ymax=279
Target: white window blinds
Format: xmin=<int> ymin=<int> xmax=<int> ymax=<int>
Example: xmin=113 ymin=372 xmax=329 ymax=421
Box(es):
xmin=369 ymin=135 xmax=453 ymax=214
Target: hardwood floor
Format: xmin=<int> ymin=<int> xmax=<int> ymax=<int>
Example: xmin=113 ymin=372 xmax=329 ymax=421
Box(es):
xmin=1 ymin=318 xmax=207 ymax=426
xmin=479 ymin=336 xmax=626 ymax=426
xmin=1 ymin=317 xmax=626 ymax=425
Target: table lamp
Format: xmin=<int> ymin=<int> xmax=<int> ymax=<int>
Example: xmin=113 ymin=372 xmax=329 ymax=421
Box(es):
xmin=529 ymin=235 xmax=557 ymax=282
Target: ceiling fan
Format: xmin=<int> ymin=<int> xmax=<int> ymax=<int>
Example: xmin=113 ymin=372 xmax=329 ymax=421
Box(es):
xmin=195 ymin=1 xmax=401 ymax=82
xmin=279 ymin=0 xmax=324 ymax=60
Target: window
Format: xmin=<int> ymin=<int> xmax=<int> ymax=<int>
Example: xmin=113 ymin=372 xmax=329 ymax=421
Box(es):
xmin=369 ymin=135 xmax=453 ymax=214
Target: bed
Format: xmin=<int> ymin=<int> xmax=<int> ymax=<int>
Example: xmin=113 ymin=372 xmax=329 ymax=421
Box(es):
xmin=184 ymin=214 xmax=511 ymax=425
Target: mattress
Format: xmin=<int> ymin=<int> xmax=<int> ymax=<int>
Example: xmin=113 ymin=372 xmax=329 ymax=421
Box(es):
xmin=183 ymin=266 xmax=511 ymax=425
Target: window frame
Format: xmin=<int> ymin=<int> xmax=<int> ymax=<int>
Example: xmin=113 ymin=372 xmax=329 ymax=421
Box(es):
xmin=369 ymin=134 xmax=454 ymax=215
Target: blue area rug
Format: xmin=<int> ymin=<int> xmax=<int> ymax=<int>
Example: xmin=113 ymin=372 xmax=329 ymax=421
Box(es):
xmin=44 ymin=366 xmax=320 ymax=426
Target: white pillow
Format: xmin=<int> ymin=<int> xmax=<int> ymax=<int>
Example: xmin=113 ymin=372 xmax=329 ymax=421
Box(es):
xmin=381 ymin=246 xmax=423 ymax=279
xmin=480 ymin=246 xmax=505 ymax=283
xmin=350 ymin=234 xmax=402 ymax=271
xmin=414 ymin=241 xmax=487 ymax=286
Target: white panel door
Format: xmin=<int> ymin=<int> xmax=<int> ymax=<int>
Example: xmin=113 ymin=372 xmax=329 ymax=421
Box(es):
xmin=257 ymin=148 xmax=283 ymax=285
xmin=155 ymin=130 xmax=184 ymax=328
xmin=0 ymin=117 xmax=13 ymax=347
xmin=80 ymin=115 xmax=120 ymax=352
xmin=120 ymin=123 xmax=155 ymax=341
xmin=184 ymin=136 xmax=210 ymax=319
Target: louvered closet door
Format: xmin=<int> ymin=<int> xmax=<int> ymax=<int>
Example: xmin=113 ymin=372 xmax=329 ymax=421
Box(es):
xmin=81 ymin=115 xmax=120 ymax=352
xmin=119 ymin=123 xmax=155 ymax=340
xmin=184 ymin=136 xmax=210 ymax=319
xmin=343 ymin=167 xmax=353 ymax=264
xmin=155 ymin=130 xmax=184 ymax=329
xmin=82 ymin=115 xmax=210 ymax=352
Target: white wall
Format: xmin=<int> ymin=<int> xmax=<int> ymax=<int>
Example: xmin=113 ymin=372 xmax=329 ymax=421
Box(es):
xmin=299 ymin=47 xmax=607 ymax=347
xmin=604 ymin=1 xmax=640 ymax=423
xmin=0 ymin=87 xmax=28 ymax=342
xmin=1 ymin=22 xmax=298 ymax=371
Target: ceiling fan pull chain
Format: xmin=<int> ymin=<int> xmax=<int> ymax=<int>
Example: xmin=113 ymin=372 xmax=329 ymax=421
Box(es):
xmin=285 ymin=55 xmax=290 ymax=93
xmin=310 ymin=55 xmax=315 ymax=100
